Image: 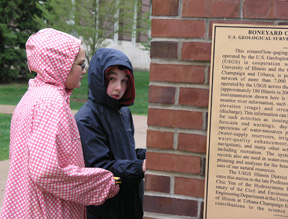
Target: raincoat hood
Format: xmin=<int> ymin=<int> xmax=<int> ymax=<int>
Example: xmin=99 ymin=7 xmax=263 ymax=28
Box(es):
xmin=1 ymin=29 xmax=120 ymax=219
xmin=26 ymin=28 xmax=81 ymax=90
xmin=88 ymin=48 xmax=135 ymax=108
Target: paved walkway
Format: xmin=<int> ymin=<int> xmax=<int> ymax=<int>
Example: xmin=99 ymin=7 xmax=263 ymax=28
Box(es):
xmin=0 ymin=105 xmax=147 ymax=213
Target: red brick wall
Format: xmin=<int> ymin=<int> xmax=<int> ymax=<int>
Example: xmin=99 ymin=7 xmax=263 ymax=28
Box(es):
xmin=144 ymin=0 xmax=288 ymax=218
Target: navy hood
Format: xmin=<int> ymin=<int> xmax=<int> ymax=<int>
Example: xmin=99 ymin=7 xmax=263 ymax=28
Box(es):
xmin=88 ymin=48 xmax=135 ymax=108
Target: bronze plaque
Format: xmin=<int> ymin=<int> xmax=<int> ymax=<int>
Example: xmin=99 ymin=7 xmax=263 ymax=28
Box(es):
xmin=205 ymin=24 xmax=288 ymax=219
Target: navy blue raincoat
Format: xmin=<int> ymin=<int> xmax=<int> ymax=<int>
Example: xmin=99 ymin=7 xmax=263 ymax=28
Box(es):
xmin=75 ymin=48 xmax=146 ymax=219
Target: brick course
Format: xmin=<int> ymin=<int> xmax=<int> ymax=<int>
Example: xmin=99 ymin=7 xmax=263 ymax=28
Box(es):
xmin=146 ymin=130 xmax=174 ymax=149
xmin=178 ymin=132 xmax=207 ymax=153
xmin=243 ymin=0 xmax=273 ymax=19
xmin=182 ymin=0 xmax=240 ymax=18
xmin=150 ymin=63 xmax=205 ymax=84
xmin=174 ymin=177 xmax=205 ymax=198
xmin=144 ymin=195 xmax=198 ymax=217
xmin=150 ymin=41 xmax=178 ymax=59
xmin=179 ymin=87 xmax=209 ymax=107
xmin=146 ymin=152 xmax=201 ymax=174
xmin=148 ymin=85 xmax=176 ymax=104
xmin=151 ymin=19 xmax=205 ymax=38
xmin=148 ymin=108 xmax=203 ymax=130
xmin=182 ymin=42 xmax=211 ymax=61
xmin=152 ymin=0 xmax=179 ymax=16
xmin=145 ymin=174 xmax=170 ymax=193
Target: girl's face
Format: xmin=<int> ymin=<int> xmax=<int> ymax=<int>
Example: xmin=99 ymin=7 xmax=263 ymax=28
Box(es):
xmin=65 ymin=46 xmax=86 ymax=89
xmin=106 ymin=66 xmax=128 ymax=100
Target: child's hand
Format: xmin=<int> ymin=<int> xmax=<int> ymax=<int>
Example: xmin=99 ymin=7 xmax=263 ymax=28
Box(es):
xmin=142 ymin=159 xmax=146 ymax=173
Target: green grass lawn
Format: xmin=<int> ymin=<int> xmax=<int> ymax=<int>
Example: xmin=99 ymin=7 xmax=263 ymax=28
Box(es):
xmin=129 ymin=71 xmax=149 ymax=115
xmin=0 ymin=71 xmax=149 ymax=161
xmin=0 ymin=114 xmax=11 ymax=161
xmin=0 ymin=71 xmax=149 ymax=114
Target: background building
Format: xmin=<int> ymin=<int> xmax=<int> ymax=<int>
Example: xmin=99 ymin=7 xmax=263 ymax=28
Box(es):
xmin=107 ymin=0 xmax=151 ymax=71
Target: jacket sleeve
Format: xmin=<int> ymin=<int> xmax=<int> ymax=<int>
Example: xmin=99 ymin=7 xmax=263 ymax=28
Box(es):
xmin=122 ymin=107 xmax=146 ymax=160
xmin=136 ymin=148 xmax=146 ymax=160
xmin=76 ymin=110 xmax=144 ymax=183
xmin=28 ymin=103 xmax=119 ymax=206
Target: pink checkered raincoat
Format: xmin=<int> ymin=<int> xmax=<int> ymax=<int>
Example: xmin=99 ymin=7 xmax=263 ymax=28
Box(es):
xmin=0 ymin=28 xmax=119 ymax=219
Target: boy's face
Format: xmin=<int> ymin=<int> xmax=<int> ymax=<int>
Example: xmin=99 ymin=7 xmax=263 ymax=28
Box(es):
xmin=106 ymin=66 xmax=128 ymax=100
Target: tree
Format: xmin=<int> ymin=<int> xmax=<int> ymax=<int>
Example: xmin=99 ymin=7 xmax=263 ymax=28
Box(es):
xmin=138 ymin=11 xmax=151 ymax=52
xmin=34 ymin=0 xmax=144 ymax=63
xmin=0 ymin=0 xmax=44 ymax=82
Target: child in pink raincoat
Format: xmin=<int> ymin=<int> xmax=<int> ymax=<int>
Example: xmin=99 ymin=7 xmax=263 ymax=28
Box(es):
xmin=0 ymin=28 xmax=119 ymax=219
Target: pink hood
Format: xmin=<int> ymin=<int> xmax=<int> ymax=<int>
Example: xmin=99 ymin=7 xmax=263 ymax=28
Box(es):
xmin=26 ymin=28 xmax=81 ymax=89
xmin=0 ymin=29 xmax=119 ymax=219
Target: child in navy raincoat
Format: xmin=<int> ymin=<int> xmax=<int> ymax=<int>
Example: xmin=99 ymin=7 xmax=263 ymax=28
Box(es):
xmin=75 ymin=48 xmax=146 ymax=219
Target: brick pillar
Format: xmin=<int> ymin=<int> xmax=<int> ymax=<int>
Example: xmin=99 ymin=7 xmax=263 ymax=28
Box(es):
xmin=144 ymin=0 xmax=288 ymax=218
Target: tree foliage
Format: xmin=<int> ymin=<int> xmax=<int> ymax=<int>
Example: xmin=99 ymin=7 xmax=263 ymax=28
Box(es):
xmin=0 ymin=0 xmax=150 ymax=82
xmin=34 ymin=0 xmax=144 ymax=62
xmin=138 ymin=11 xmax=151 ymax=52
xmin=0 ymin=0 xmax=43 ymax=82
